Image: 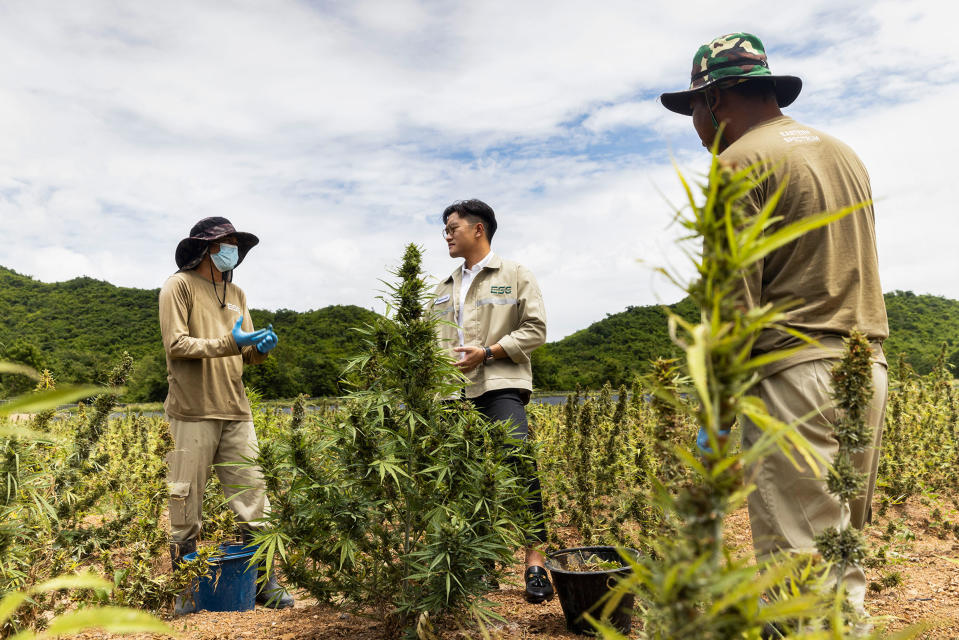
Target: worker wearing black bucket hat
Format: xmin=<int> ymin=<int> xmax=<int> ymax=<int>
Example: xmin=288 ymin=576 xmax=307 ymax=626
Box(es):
xmin=175 ymin=216 xmax=260 ymax=271
xmin=660 ymin=33 xmax=888 ymax=621
xmin=161 ymin=217 xmax=293 ymax=610
xmin=659 ymin=32 xmax=801 ymax=117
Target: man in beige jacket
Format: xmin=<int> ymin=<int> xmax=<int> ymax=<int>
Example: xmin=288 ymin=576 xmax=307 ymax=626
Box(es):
xmin=429 ymin=199 xmax=552 ymax=603
xmin=160 ymin=216 xmax=292 ymax=609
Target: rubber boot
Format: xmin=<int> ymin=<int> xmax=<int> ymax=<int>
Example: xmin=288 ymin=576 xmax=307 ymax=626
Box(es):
xmin=481 ymin=559 xmax=499 ymax=590
xmin=241 ymin=530 xmax=294 ymax=609
xmin=170 ymin=538 xmax=197 ymax=570
xmin=257 ymin=569 xmax=294 ymax=609
xmin=170 ymin=538 xmax=198 ymax=616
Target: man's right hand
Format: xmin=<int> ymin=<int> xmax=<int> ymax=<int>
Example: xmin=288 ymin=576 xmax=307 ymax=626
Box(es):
xmin=232 ymin=316 xmax=271 ymax=348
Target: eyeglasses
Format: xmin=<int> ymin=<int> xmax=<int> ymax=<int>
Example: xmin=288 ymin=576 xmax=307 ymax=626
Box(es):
xmin=441 ymin=223 xmax=476 ymax=239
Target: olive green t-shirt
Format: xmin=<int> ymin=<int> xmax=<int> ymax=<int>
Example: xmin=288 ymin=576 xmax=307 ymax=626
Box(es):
xmin=719 ymin=116 xmax=888 ymax=374
xmin=158 ymin=270 xmax=267 ymax=421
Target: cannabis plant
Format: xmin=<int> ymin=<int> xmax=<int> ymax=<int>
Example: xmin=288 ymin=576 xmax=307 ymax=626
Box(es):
xmin=0 ymin=354 xmax=207 ymax=635
xmin=533 ymin=379 xmax=688 ymax=551
xmin=878 ymin=346 xmax=959 ymax=509
xmin=255 ymin=244 xmax=535 ymax=637
xmin=800 ymin=329 xmax=874 ymax=632
xmin=0 ymin=362 xmax=172 ymax=638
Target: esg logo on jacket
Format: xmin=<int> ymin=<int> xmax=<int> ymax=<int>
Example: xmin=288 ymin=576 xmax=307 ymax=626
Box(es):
xmin=490 ymin=285 xmax=512 ymax=295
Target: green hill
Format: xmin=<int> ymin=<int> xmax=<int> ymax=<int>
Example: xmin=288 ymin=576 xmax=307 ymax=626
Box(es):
xmin=532 ymin=298 xmax=700 ymax=390
xmin=2 ymin=265 xmax=957 ymax=399
xmin=532 ymin=291 xmax=959 ymax=389
xmin=0 ymin=266 xmax=377 ymax=401
xmin=883 ymin=290 xmax=959 ymax=374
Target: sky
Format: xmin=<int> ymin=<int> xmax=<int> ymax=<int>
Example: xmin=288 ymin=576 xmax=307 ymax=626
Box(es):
xmin=1 ymin=0 xmax=956 ymax=341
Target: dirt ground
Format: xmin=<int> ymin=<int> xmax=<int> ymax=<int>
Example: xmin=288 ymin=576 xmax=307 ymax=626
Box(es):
xmin=73 ymin=494 xmax=959 ymax=640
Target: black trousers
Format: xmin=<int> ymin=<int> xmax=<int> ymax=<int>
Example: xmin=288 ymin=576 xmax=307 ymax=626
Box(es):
xmin=471 ymin=388 xmax=547 ymax=544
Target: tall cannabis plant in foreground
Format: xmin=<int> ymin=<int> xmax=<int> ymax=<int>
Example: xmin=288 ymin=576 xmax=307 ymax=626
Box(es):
xmin=593 ymin=144 xmax=925 ymax=639
xmin=255 ymin=244 xmax=535 ymax=637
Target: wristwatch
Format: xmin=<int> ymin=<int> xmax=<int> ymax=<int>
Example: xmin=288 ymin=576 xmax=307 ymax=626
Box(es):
xmin=483 ymin=346 xmax=493 ymax=362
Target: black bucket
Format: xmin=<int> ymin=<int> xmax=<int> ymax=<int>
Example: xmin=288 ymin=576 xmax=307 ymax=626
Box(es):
xmin=545 ymin=546 xmax=638 ymax=636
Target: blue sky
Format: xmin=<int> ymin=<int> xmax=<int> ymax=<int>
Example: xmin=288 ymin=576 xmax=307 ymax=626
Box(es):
xmin=1 ymin=0 xmax=956 ymax=340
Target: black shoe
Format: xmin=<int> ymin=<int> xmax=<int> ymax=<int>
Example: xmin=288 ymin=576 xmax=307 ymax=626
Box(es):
xmin=169 ymin=539 xmax=198 ymax=616
xmin=758 ymin=596 xmax=788 ymax=639
xmin=524 ymin=565 xmax=554 ymax=604
xmin=256 ymin=569 xmax=294 ymax=609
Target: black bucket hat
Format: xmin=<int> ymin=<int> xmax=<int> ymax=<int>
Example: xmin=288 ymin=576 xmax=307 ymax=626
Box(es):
xmin=660 ymin=32 xmax=802 ymax=116
xmin=175 ymin=217 xmax=259 ymax=271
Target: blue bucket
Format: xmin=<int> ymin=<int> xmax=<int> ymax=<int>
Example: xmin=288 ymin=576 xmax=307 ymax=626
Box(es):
xmin=182 ymin=544 xmax=258 ymax=613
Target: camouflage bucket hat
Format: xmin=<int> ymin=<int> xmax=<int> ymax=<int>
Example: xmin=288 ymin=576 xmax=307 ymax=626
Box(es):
xmin=660 ymin=32 xmax=802 ymax=115
xmin=175 ymin=216 xmax=259 ymax=271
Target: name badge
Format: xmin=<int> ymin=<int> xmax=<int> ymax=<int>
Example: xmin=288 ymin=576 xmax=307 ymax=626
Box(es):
xmin=435 ymin=294 xmax=450 ymax=303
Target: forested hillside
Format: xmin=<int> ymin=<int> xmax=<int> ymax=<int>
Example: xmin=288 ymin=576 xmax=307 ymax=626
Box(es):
xmin=532 ymin=291 xmax=959 ymax=389
xmin=2 ymin=265 xmax=956 ymax=399
xmin=531 ymin=297 xmax=700 ymax=390
xmin=883 ymin=290 xmax=959 ymax=374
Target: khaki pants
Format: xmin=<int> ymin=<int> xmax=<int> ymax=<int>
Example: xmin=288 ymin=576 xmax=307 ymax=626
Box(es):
xmin=742 ymin=360 xmax=887 ymax=611
xmin=166 ymin=417 xmax=270 ymax=543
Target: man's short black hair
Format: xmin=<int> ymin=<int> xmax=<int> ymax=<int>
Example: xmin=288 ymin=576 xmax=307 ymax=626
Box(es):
xmin=442 ymin=199 xmax=497 ymax=242
xmin=724 ymin=78 xmax=777 ymax=101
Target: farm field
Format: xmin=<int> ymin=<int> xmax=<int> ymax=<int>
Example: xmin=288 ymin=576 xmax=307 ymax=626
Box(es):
xmin=5 ymin=359 xmax=959 ymax=639
xmin=67 ymin=496 xmax=959 ymax=639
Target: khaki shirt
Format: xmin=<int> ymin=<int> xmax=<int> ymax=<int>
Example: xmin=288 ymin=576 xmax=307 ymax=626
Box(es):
xmin=429 ymin=254 xmax=546 ymax=398
xmin=720 ymin=116 xmax=889 ymax=375
xmin=159 ymin=270 xmax=268 ymax=421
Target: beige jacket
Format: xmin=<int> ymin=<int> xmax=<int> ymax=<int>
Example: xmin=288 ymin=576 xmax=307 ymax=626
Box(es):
xmin=429 ymin=254 xmax=546 ymax=398
xmin=159 ymin=270 xmax=268 ymax=421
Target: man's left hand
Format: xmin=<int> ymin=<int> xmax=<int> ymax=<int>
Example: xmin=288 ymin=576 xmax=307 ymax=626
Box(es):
xmin=453 ymin=345 xmax=486 ymax=373
xmin=256 ymin=325 xmax=279 ymax=354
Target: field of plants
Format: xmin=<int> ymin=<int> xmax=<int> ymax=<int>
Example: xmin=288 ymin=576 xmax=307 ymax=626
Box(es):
xmin=2 ymin=160 xmax=959 ymax=639
xmin=2 ymin=350 xmax=958 ymax=639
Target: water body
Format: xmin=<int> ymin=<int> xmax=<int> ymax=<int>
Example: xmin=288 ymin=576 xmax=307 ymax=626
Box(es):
xmin=532 ymin=395 xmax=578 ymax=405
xmin=87 ymin=394 xmax=611 ymax=419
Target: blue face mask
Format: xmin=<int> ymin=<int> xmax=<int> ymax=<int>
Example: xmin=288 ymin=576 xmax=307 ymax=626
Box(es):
xmin=211 ymin=243 xmax=239 ymax=272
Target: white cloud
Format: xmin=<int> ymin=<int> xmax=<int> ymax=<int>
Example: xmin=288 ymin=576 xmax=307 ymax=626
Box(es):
xmin=583 ymin=102 xmax=668 ymax=134
xmin=823 ymin=82 xmax=959 ymax=298
xmin=0 ymin=0 xmax=956 ymax=344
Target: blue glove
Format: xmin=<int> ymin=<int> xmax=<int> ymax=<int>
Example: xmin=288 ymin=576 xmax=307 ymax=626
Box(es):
xmin=697 ymin=427 xmax=730 ymax=455
xmin=232 ymin=316 xmax=271 ymax=348
xmin=256 ymin=325 xmax=278 ymax=354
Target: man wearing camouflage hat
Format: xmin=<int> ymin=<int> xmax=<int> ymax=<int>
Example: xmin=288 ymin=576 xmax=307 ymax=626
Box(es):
xmin=661 ymin=33 xmax=888 ymax=615
xmin=160 ymin=216 xmax=293 ymax=609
